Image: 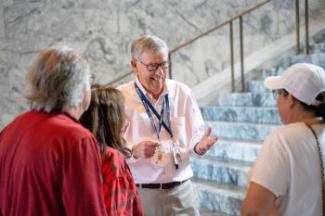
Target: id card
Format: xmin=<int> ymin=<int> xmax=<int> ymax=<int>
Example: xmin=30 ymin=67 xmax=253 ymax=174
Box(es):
xmin=152 ymin=144 xmax=165 ymax=167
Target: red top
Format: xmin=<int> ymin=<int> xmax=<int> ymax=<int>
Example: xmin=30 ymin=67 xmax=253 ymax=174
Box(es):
xmin=0 ymin=111 xmax=106 ymax=216
xmin=102 ymin=147 xmax=143 ymax=216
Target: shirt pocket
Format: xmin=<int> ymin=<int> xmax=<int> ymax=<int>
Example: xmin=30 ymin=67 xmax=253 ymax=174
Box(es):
xmin=127 ymin=111 xmax=156 ymax=139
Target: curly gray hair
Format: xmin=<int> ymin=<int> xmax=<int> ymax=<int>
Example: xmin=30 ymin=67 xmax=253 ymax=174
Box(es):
xmin=25 ymin=46 xmax=91 ymax=112
xmin=131 ymin=35 xmax=168 ymax=60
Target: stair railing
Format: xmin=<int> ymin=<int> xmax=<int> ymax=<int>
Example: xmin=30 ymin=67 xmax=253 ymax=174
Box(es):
xmin=108 ymin=0 xmax=311 ymax=92
xmin=107 ymin=1 xmax=272 ymax=90
xmin=168 ymin=0 xmax=271 ymax=92
xmin=296 ymin=0 xmax=310 ymax=54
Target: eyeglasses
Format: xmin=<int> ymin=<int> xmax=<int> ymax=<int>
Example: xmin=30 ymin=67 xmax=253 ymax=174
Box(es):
xmin=272 ymin=89 xmax=288 ymax=99
xmin=138 ymin=60 xmax=169 ymax=72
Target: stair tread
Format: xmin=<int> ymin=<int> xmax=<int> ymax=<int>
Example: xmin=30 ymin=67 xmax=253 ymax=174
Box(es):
xmin=192 ymin=156 xmax=253 ymax=169
xmin=202 ymin=106 xmax=281 ymax=124
xmin=193 ymin=178 xmax=247 ymax=198
xmin=217 ymin=92 xmax=273 ymax=96
xmin=194 ymin=40 xmax=325 ymax=215
xmin=200 ymin=208 xmax=232 ymax=216
xmin=207 ymin=120 xmax=279 ymax=127
xmin=215 ymin=105 xmax=276 ymax=108
xmin=217 ymin=139 xmax=262 ymax=145
xmin=203 ymin=106 xmax=277 ymax=109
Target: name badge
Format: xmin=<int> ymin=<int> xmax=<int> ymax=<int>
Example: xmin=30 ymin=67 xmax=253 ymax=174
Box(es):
xmin=152 ymin=143 xmax=165 ymax=167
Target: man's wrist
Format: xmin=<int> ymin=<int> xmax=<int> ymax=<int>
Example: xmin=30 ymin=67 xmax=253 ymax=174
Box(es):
xmin=194 ymin=144 xmax=204 ymax=155
xmin=126 ymin=147 xmax=138 ymax=163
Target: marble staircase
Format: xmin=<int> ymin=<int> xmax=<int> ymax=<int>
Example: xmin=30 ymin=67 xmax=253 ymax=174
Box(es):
xmin=191 ymin=45 xmax=325 ymax=215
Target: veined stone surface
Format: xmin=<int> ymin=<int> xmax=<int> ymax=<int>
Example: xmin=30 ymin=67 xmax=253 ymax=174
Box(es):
xmin=0 ymin=0 xmax=325 ymax=214
xmin=214 ymin=92 xmax=275 ymax=107
xmin=201 ymin=106 xmax=280 ymax=124
xmin=191 ymin=40 xmax=325 ymax=214
xmin=1 ymin=0 xmax=324 ymax=128
xmin=207 ymin=121 xmax=278 ymax=141
xmin=206 ymin=140 xmax=261 ymax=163
xmin=0 ymin=7 xmax=4 ymax=38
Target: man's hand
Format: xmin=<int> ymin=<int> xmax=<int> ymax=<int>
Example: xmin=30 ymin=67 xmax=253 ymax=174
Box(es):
xmin=132 ymin=141 xmax=159 ymax=159
xmin=194 ymin=127 xmax=218 ymax=155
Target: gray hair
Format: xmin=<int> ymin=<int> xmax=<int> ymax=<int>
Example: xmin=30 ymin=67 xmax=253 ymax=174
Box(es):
xmin=131 ymin=35 xmax=168 ymax=60
xmin=25 ymin=46 xmax=91 ymax=112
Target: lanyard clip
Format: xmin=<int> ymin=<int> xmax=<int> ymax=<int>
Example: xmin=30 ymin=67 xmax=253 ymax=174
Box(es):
xmin=172 ymin=144 xmax=181 ymax=169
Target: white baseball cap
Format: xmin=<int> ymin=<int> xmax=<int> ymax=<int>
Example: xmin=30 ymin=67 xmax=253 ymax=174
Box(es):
xmin=264 ymin=63 xmax=325 ymax=105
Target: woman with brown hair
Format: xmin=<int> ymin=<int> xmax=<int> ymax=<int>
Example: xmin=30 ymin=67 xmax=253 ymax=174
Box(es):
xmin=80 ymin=84 xmax=143 ymax=216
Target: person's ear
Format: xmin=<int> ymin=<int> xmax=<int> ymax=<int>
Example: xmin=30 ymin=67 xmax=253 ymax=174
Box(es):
xmin=131 ymin=58 xmax=137 ymax=73
xmin=288 ymin=94 xmax=296 ymax=108
xmin=80 ymin=85 xmax=91 ymax=113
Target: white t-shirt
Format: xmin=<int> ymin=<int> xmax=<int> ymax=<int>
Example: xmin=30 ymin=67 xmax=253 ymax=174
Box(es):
xmin=250 ymin=121 xmax=325 ymax=216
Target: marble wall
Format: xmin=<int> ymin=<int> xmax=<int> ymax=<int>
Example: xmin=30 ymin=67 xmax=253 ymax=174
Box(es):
xmin=0 ymin=0 xmax=324 ymax=129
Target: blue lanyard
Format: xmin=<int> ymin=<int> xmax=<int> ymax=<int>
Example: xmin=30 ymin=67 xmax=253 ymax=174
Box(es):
xmin=134 ymin=83 xmax=173 ymax=140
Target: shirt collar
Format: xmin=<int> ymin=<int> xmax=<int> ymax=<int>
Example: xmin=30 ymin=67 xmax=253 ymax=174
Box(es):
xmin=135 ymin=77 xmax=169 ymax=101
xmin=34 ymin=109 xmax=80 ymax=123
xmin=306 ymin=117 xmax=324 ymax=126
xmin=63 ymin=112 xmax=80 ymax=123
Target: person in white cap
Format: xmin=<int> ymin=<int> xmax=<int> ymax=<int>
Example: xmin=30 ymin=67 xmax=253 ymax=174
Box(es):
xmin=241 ymin=63 xmax=325 ymax=216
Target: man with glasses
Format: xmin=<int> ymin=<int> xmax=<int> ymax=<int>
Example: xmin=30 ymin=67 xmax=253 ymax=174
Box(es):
xmin=118 ymin=35 xmax=218 ymax=215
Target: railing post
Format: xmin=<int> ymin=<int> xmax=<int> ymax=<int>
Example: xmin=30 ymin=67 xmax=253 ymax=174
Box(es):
xmin=168 ymin=52 xmax=172 ymax=79
xmin=296 ymin=0 xmax=301 ymax=54
xmin=239 ymin=16 xmax=245 ymax=92
xmin=108 ymin=0 xmax=272 ymax=88
xmin=305 ymin=0 xmax=309 ymax=55
xmin=229 ymin=21 xmax=235 ymax=92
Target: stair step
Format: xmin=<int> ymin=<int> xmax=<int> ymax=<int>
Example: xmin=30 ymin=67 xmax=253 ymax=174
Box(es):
xmin=280 ymin=53 xmax=325 ymax=69
xmin=191 ymin=156 xmax=251 ymax=188
xmin=258 ymin=67 xmax=284 ymax=80
xmin=195 ymin=43 xmax=325 ymax=216
xmin=248 ymin=80 xmax=269 ymax=93
xmin=207 ymin=121 xmax=279 ymax=141
xmin=200 ymin=208 xmax=232 ymax=216
xmin=313 ymin=30 xmax=325 ymax=44
xmin=252 ymin=53 xmax=325 ymax=83
xmin=253 ymin=53 xmax=325 ymax=82
xmin=311 ymin=42 xmax=325 ymax=53
xmin=206 ymin=140 xmax=262 ymax=163
xmin=201 ymin=106 xmax=280 ymax=124
xmin=214 ymin=93 xmax=275 ymax=107
xmin=193 ymin=179 xmax=245 ymax=215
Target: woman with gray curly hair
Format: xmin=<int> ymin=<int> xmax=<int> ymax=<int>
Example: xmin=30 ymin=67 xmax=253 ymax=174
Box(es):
xmin=0 ymin=47 xmax=106 ymax=216
xmin=26 ymin=46 xmax=92 ymax=114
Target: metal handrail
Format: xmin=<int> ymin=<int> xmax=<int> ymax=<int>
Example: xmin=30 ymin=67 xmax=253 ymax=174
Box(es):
xmin=169 ymin=0 xmax=271 ymax=54
xmin=296 ymin=0 xmax=310 ymax=54
xmin=168 ymin=0 xmax=271 ymax=91
xmin=108 ymin=0 xmax=310 ymax=91
xmin=108 ymin=0 xmax=272 ymax=87
xmin=296 ymin=0 xmax=301 ymax=53
xmin=305 ymin=0 xmax=310 ymax=54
